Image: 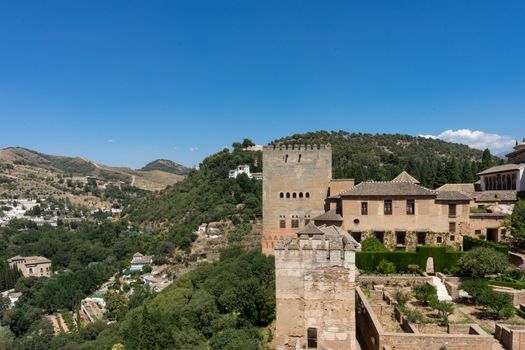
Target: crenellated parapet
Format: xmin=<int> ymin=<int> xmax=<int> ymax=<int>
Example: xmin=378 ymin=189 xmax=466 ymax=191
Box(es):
xmin=264 ymin=143 xmax=331 ymax=152
xmin=274 ymin=229 xmax=358 ymax=269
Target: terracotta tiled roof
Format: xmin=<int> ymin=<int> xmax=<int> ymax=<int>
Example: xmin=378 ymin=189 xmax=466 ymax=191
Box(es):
xmin=435 ymin=191 xmax=472 ymax=201
xmin=297 ymin=223 xmax=325 ymax=235
xmin=435 ymin=183 xmax=476 ymax=193
xmin=477 ymin=163 xmax=525 ymax=176
xmin=392 ymin=171 xmax=420 ymax=184
xmin=471 ymin=191 xmax=517 ymax=202
xmin=339 ymin=181 xmax=436 ymax=197
xmin=313 ymin=210 xmax=343 ymax=222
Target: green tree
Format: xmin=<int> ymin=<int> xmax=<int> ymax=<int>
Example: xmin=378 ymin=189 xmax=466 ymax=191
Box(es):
xmin=414 ymin=283 xmax=437 ymax=306
xmin=0 ymin=327 xmax=14 ymax=350
xmin=459 ymin=279 xmax=490 ymax=305
xmin=430 ymin=299 xmax=454 ymax=326
xmin=241 ymin=139 xmax=255 ymax=148
xmin=481 ymin=148 xmax=493 ymax=170
xmin=376 ymin=259 xmax=396 ymax=274
xmin=479 ymin=291 xmax=514 ymax=317
xmin=458 ymin=247 xmax=509 ymax=278
xmin=361 ymin=237 xmax=388 ymax=252
xmin=138 ymin=305 xmax=158 ymax=350
xmin=445 ymin=159 xmax=461 ymax=183
xmin=507 ymin=199 xmax=525 ymax=240
xmin=106 ymin=294 xmax=129 ymax=321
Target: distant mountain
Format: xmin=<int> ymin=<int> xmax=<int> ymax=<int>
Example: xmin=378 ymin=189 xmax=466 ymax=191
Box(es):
xmin=0 ymin=147 xmax=186 ymax=192
xmin=140 ymin=159 xmax=190 ymax=176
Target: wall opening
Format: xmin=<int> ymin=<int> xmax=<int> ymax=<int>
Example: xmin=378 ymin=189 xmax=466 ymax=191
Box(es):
xmin=307 ymin=328 xmax=318 ymax=348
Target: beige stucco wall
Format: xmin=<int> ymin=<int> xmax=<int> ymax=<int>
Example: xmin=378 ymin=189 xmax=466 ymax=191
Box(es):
xmin=341 ymin=197 xmax=470 ymax=234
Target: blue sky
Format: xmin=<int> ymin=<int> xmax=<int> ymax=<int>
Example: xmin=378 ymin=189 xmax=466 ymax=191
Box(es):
xmin=0 ymin=1 xmax=524 ymax=168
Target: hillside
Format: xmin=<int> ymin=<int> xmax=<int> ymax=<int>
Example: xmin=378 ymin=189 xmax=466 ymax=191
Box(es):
xmin=0 ymin=147 xmax=185 ymax=195
xmin=125 ymin=146 xmax=262 ymax=231
xmin=273 ymin=131 xmax=502 ymax=188
xmin=125 ymin=132 xmax=502 ymax=229
xmin=141 ymin=159 xmax=191 ymax=176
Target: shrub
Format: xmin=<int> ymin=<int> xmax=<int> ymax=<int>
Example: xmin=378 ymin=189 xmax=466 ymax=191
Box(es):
xmin=376 ymin=259 xmax=396 ymax=274
xmin=499 ymin=305 xmax=516 ymax=319
xmin=403 ymin=308 xmax=424 ymax=323
xmin=463 ymin=236 xmax=509 ymax=254
xmin=414 ymin=284 xmax=437 ymax=306
xmin=460 ymin=279 xmax=491 ymax=303
xmin=458 ymin=247 xmax=509 ymax=278
xmin=361 ymin=237 xmax=388 ymax=252
xmin=480 ymin=291 xmax=513 ymax=316
xmin=407 ymin=264 xmax=420 ymax=273
xmin=393 ymin=290 xmax=411 ymax=307
xmin=356 ymin=246 xmax=462 ymax=273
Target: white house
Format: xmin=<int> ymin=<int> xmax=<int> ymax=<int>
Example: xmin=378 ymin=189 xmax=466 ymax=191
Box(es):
xmin=130 ymin=252 xmax=153 ymax=272
xmin=229 ymin=165 xmax=252 ymax=179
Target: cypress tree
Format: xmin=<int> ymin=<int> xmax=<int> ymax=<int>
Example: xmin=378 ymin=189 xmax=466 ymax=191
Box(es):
xmin=139 ymin=305 xmax=158 ymax=350
xmin=481 ymin=149 xmax=493 ymax=170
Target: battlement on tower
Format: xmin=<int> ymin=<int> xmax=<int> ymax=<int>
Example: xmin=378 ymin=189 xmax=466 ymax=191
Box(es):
xmin=263 ymin=143 xmax=331 ymax=152
xmin=274 ymin=224 xmax=360 ymax=268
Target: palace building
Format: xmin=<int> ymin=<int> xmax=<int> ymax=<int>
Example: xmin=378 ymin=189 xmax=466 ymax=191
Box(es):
xmin=262 ymin=141 xmax=524 ymax=253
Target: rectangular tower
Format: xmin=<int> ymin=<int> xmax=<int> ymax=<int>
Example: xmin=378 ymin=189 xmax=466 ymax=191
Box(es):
xmin=262 ymin=144 xmax=332 ymax=255
xmin=273 ymin=226 xmax=358 ymax=350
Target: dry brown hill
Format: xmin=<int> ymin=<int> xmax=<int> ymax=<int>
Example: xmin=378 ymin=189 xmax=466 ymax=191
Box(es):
xmin=0 ymin=147 xmax=186 ymax=194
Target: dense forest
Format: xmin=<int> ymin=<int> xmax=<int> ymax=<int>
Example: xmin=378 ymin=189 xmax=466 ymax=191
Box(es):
xmin=274 ymin=131 xmax=501 ymax=188
xmin=23 ymin=247 xmax=275 ymax=350
xmin=125 ymin=140 xmax=263 ymax=229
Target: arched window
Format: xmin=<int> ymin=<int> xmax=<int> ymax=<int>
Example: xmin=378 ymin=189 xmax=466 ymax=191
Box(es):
xmin=280 ymin=192 xmax=284 ymax=198
xmin=286 ymin=192 xmax=290 ymax=198
xmin=298 ymin=154 xmax=302 ymax=163
xmin=285 ymin=154 xmax=288 ymax=163
xmin=305 ymin=192 xmax=310 ymax=198
xmin=299 ymin=192 xmax=303 ymax=198
xmin=293 ymin=193 xmax=297 ymax=198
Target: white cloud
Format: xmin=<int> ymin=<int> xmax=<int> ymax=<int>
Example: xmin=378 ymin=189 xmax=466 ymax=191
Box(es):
xmin=189 ymin=147 xmax=199 ymax=152
xmin=107 ymin=139 xmax=115 ymax=143
xmin=420 ymin=129 xmax=516 ymax=151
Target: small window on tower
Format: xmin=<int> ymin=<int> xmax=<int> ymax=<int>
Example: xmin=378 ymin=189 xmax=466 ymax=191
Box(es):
xmin=307 ymin=328 xmax=318 ymax=349
xmin=280 ymin=220 xmax=286 ymax=229
xmin=292 ymin=219 xmax=299 ymax=228
xmin=286 ymin=193 xmax=290 ymax=198
xmin=285 ymin=154 xmax=288 ymax=163
xmin=293 ymin=193 xmax=297 ymax=198
xmin=298 ymin=154 xmax=302 ymax=163
xmin=280 ymin=192 xmax=284 ymax=198
xmin=299 ymin=192 xmax=304 ymax=198
xmin=305 ymin=192 xmax=310 ymax=198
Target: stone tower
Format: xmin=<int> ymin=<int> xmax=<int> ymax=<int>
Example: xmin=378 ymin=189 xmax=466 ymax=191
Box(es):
xmin=262 ymin=144 xmax=332 ymax=255
xmin=274 ymin=224 xmax=359 ymax=350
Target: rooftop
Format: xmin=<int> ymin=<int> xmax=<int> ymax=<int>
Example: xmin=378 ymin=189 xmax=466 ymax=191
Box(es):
xmin=477 ymin=163 xmax=525 ymax=176
xmin=392 ymin=171 xmax=420 ymax=184
xmin=435 ymin=191 xmax=472 ymax=201
xmin=339 ymin=180 xmax=437 ymax=197
xmin=435 ymin=183 xmax=476 ymax=193
xmin=312 ymin=209 xmax=343 ymax=222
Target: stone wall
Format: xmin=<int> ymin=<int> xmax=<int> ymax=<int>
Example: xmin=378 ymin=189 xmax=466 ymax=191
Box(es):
xmin=493 ymin=286 xmax=525 ymax=307
xmin=357 ymin=275 xmax=432 ymax=288
xmin=356 ymin=287 xmax=493 ymax=350
xmin=274 ymin=244 xmax=357 ymax=350
xmin=262 ymin=144 xmax=332 ymax=254
xmin=495 ymin=324 xmax=525 ymax=350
